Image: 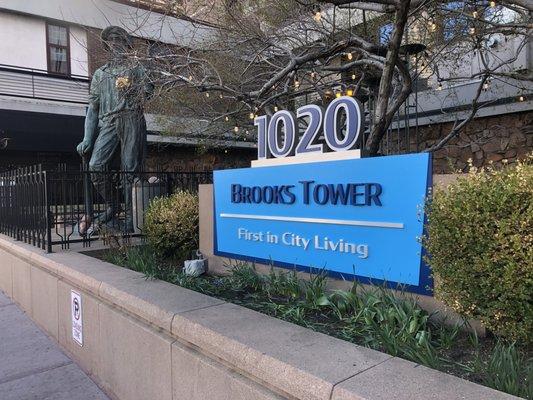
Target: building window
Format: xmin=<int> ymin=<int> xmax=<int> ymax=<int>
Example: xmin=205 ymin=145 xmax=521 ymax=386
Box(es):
xmin=442 ymin=1 xmax=468 ymax=41
xmin=46 ymin=22 xmax=70 ymax=75
xmin=379 ymin=23 xmax=394 ymax=45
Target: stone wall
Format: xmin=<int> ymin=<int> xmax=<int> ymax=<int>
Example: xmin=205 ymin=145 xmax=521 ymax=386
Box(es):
xmin=387 ymin=110 xmax=532 ymax=173
xmin=146 ymin=144 xmax=255 ymax=171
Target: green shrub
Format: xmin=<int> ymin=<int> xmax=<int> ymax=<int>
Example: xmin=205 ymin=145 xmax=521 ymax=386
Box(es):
xmin=424 ymin=156 xmax=533 ymax=343
xmin=144 ymin=191 xmax=199 ymax=258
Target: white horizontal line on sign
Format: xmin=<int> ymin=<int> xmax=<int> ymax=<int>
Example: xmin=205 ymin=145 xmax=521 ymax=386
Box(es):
xmin=251 ymin=149 xmax=361 ymax=168
xmin=219 ymin=213 xmax=404 ymax=229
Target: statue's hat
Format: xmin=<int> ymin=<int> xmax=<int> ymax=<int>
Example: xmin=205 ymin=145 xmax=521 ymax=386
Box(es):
xmin=101 ymin=26 xmax=133 ymax=49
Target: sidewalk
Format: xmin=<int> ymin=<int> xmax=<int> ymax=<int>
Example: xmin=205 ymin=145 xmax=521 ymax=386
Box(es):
xmin=0 ymin=290 xmax=109 ymax=400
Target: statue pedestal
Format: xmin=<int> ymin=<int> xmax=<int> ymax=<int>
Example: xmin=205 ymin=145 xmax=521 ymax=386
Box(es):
xmin=132 ymin=179 xmax=165 ymax=234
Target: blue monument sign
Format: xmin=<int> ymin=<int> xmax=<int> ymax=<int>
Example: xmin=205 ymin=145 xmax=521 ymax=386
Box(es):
xmin=214 ymin=152 xmax=433 ymax=295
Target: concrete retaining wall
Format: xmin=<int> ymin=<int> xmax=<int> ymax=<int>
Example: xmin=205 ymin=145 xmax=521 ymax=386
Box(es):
xmin=0 ymin=234 xmax=517 ymax=400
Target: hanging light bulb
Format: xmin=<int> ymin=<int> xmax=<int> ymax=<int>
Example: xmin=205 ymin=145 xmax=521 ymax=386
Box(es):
xmin=347 ymin=52 xmax=353 ymax=61
xmin=519 ymin=95 xmax=525 ymax=102
xmin=225 ymin=116 xmax=229 ymax=122
xmin=489 ymin=1 xmax=496 ymax=7
xmin=335 ymin=92 xmax=342 ymax=98
xmin=346 ymin=89 xmax=354 ymax=96
xmin=249 ymin=112 xmax=255 ymax=120
xmin=274 ymin=106 xmax=279 ymax=112
xmin=219 ymin=94 xmax=224 ymax=99
xmin=351 ymin=73 xmax=356 ymax=80
xmin=224 ymin=149 xmax=228 ymax=153
xmin=234 ymin=126 xmax=239 ymax=133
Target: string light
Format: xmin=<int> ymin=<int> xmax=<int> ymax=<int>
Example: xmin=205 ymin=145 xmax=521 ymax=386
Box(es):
xmin=205 ymin=92 xmax=210 ymax=98
xmin=234 ymin=126 xmax=239 ymax=133
xmin=351 ymin=74 xmax=356 ymax=80
xmin=347 ymin=52 xmax=353 ymax=60
xmin=346 ymin=89 xmax=354 ymax=96
xmin=430 ymin=22 xmax=437 ymax=32
xmin=313 ymin=8 xmax=322 ymax=22
xmin=310 ymin=71 xmax=316 ymax=79
xmin=335 ymin=92 xmax=342 ymax=98
xmin=249 ymin=112 xmax=255 ymax=120
xmin=469 ymin=27 xmax=476 ymax=35
xmin=518 ymin=95 xmax=525 ymax=102
xmin=274 ymin=106 xmax=279 ymax=112
xmin=219 ymin=94 xmax=224 ymax=99
xmin=489 ymin=1 xmax=496 ymax=7
xmin=294 ymin=79 xmax=300 ymax=89
xmin=225 ymin=116 xmax=229 ymax=122
xmin=472 ymin=10 xmax=478 ymax=18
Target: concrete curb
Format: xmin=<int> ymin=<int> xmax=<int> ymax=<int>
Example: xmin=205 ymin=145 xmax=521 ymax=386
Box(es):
xmin=0 ymin=234 xmax=519 ymax=400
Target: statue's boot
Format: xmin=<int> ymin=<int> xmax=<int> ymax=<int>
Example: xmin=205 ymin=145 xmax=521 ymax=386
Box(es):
xmin=95 ymin=206 xmax=116 ymax=225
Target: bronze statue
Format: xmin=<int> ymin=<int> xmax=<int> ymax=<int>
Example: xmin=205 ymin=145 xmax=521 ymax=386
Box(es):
xmin=77 ymin=26 xmax=153 ymax=234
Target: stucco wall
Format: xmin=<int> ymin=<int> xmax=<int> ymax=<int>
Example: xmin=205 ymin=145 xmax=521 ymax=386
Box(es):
xmin=0 ymin=12 xmax=48 ymax=70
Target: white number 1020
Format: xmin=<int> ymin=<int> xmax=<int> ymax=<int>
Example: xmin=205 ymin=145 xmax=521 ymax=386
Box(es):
xmin=254 ymin=96 xmax=362 ymax=159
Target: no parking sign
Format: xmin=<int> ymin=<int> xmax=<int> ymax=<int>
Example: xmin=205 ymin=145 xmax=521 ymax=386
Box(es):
xmin=71 ymin=290 xmax=83 ymax=346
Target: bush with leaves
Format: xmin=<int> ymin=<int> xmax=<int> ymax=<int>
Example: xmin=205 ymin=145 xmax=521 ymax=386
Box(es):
xmin=144 ymin=191 xmax=199 ymax=259
xmin=424 ymin=155 xmax=533 ymax=344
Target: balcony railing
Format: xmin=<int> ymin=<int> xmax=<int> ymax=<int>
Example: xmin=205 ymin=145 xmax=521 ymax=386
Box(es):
xmin=0 ymin=64 xmax=89 ymax=104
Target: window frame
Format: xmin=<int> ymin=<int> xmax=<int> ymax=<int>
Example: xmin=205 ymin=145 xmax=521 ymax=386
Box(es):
xmin=45 ymin=21 xmax=71 ymax=76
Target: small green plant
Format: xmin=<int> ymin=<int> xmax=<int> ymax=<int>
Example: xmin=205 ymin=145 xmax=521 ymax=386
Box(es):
xmin=144 ymin=191 xmax=199 ymax=259
xmin=103 ymin=245 xmax=177 ymax=281
xmin=228 ymin=262 xmax=265 ymax=292
xmin=424 ymin=155 xmax=533 ymax=344
xmin=265 ymin=267 xmax=302 ymax=301
xmin=484 ymin=341 xmax=532 ymax=398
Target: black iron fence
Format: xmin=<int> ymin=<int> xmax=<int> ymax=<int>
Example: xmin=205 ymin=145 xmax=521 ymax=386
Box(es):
xmin=0 ymin=166 xmax=212 ymax=252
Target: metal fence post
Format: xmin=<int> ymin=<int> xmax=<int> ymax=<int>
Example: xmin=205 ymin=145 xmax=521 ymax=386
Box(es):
xmin=44 ymin=170 xmax=52 ymax=253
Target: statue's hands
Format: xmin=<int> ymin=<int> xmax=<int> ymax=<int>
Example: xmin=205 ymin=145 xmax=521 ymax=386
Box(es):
xmin=77 ymin=140 xmax=93 ymax=157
